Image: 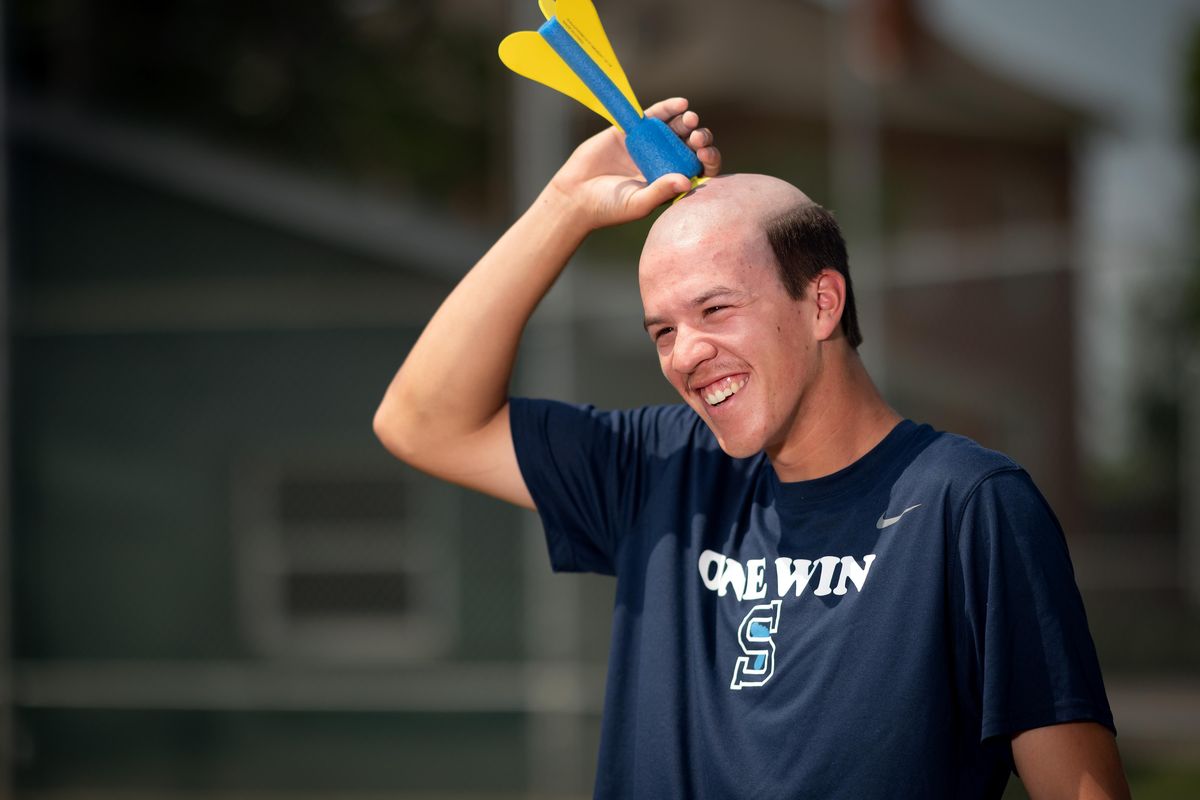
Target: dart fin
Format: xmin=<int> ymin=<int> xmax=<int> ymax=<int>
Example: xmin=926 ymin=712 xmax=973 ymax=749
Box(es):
xmin=499 ymin=0 xmax=703 ymax=183
xmin=499 ymin=0 xmax=642 ymax=129
xmin=499 ymin=31 xmax=620 ymax=127
xmin=552 ymin=0 xmax=641 ymax=116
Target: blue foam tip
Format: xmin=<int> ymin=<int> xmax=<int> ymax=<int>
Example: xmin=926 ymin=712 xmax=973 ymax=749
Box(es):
xmin=625 ymin=117 xmax=703 ymax=184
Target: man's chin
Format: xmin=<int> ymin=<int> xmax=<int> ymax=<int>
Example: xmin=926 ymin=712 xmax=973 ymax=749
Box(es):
xmin=709 ymin=430 xmax=764 ymax=460
xmin=687 ymin=400 xmax=765 ymax=458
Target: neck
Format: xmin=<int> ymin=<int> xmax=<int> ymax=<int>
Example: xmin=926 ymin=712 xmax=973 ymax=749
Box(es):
xmin=767 ymin=345 xmax=902 ymax=483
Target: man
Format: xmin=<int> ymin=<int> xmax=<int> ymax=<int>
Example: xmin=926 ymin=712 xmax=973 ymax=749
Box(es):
xmin=374 ymin=98 xmax=1129 ymax=799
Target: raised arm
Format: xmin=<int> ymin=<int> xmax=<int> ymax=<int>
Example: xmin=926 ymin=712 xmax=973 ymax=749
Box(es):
xmin=373 ymin=98 xmax=720 ymax=509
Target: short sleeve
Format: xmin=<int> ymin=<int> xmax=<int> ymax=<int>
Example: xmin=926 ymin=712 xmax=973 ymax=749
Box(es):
xmin=508 ymin=398 xmax=691 ymax=575
xmin=953 ymin=468 xmax=1115 ymax=741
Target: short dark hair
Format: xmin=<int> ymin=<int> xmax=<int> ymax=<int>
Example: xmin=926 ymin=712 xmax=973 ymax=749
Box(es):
xmin=763 ymin=203 xmax=863 ymax=349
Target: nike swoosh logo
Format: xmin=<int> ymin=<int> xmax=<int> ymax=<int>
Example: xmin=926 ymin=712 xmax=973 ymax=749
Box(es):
xmin=876 ymin=504 xmax=923 ymax=529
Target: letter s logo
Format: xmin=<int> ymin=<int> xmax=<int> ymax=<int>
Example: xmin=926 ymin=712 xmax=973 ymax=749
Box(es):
xmin=730 ymin=599 xmax=782 ymax=690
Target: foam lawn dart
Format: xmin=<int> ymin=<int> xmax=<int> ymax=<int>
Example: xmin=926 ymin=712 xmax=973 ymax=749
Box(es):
xmin=499 ymin=0 xmax=705 ymax=186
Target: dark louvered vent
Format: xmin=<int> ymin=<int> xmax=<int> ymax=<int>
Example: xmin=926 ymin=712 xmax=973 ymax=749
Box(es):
xmin=277 ymin=476 xmax=412 ymax=620
xmin=236 ymin=460 xmax=457 ymax=661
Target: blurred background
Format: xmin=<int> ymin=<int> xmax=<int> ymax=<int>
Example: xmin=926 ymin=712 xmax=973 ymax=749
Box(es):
xmin=4 ymin=0 xmax=1200 ymax=797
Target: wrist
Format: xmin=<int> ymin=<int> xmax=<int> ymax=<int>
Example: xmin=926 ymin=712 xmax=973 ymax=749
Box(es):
xmin=534 ymin=179 xmax=595 ymax=243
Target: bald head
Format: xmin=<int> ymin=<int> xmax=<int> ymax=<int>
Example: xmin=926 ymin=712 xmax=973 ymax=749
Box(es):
xmin=643 ymin=174 xmax=812 ymax=257
xmin=640 ymin=173 xmax=863 ymax=349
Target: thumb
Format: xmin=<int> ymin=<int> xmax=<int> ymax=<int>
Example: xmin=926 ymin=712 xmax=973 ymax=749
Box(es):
xmin=625 ymin=173 xmax=692 ymax=218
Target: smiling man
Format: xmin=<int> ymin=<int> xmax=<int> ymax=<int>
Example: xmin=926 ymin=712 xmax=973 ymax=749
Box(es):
xmin=374 ymin=101 xmax=1129 ymax=799
xmin=638 ymin=174 xmax=899 ymax=477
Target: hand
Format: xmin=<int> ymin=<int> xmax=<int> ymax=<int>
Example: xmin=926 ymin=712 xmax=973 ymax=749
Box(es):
xmin=548 ymin=97 xmax=721 ymax=231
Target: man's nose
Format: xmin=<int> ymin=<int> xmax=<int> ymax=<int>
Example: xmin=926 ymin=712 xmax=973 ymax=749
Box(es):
xmin=671 ymin=326 xmax=718 ymax=376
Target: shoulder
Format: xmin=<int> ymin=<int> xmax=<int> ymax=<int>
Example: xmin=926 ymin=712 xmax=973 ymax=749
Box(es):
xmin=617 ymin=402 xmax=715 ymax=457
xmin=900 ymin=428 xmax=1028 ymax=513
xmin=913 ymin=430 xmax=1020 ymax=479
xmin=901 ymin=430 xmax=1067 ymax=560
xmin=509 ymin=398 xmax=717 ymax=458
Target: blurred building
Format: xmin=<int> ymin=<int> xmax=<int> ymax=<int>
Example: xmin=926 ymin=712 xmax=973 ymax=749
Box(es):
xmin=4 ymin=0 xmax=1200 ymax=798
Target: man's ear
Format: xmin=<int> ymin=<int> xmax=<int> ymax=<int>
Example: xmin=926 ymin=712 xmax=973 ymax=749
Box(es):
xmin=812 ymin=269 xmax=846 ymax=341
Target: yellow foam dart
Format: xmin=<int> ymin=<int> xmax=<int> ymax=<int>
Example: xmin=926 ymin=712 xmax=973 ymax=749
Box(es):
xmin=499 ymin=0 xmax=704 ymax=185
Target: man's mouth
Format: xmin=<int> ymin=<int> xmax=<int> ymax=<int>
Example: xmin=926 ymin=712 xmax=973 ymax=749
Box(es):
xmin=699 ymin=374 xmax=748 ymax=407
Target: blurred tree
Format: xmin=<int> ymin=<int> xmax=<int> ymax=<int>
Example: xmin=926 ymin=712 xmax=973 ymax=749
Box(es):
xmin=8 ymin=0 xmax=506 ymax=220
xmin=1184 ymin=23 xmax=1200 ymax=337
xmin=1101 ymin=19 xmax=1200 ymax=505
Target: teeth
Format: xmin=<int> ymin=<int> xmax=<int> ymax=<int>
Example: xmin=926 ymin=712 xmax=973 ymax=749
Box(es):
xmin=703 ymin=377 xmax=746 ymax=406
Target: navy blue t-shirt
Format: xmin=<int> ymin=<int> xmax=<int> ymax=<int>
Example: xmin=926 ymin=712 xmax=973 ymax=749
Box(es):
xmin=509 ymin=399 xmax=1114 ymax=799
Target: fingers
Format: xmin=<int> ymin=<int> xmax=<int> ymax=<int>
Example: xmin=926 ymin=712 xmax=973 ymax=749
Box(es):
xmin=667 ymin=110 xmax=699 ymax=137
xmin=643 ymin=96 xmax=688 ymax=121
xmin=697 ymin=143 xmax=721 ymax=177
xmin=677 ymin=117 xmax=720 ymax=178
xmin=685 ymin=126 xmax=712 ymax=149
xmin=645 ymin=97 xmax=722 ymax=178
xmin=625 ymin=172 xmax=692 ymax=217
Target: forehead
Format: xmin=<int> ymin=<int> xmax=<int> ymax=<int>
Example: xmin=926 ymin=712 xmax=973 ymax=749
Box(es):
xmin=638 ymin=216 xmax=778 ymax=306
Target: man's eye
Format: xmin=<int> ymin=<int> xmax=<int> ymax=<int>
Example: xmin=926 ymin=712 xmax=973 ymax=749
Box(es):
xmin=653 ymin=327 xmax=674 ymax=341
xmin=703 ymin=306 xmax=725 ymax=316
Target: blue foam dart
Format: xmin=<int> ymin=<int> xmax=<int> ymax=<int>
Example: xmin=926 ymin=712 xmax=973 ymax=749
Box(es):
xmin=500 ymin=1 xmax=703 ymax=186
xmin=538 ymin=18 xmax=701 ymax=184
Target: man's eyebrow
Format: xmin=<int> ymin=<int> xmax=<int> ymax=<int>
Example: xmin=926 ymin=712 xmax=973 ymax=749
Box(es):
xmin=691 ymin=286 xmax=740 ymax=306
xmin=642 ymin=286 xmax=742 ymax=330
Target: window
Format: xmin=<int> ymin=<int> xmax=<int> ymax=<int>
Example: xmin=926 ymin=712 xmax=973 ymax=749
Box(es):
xmin=233 ymin=452 xmax=458 ymax=662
